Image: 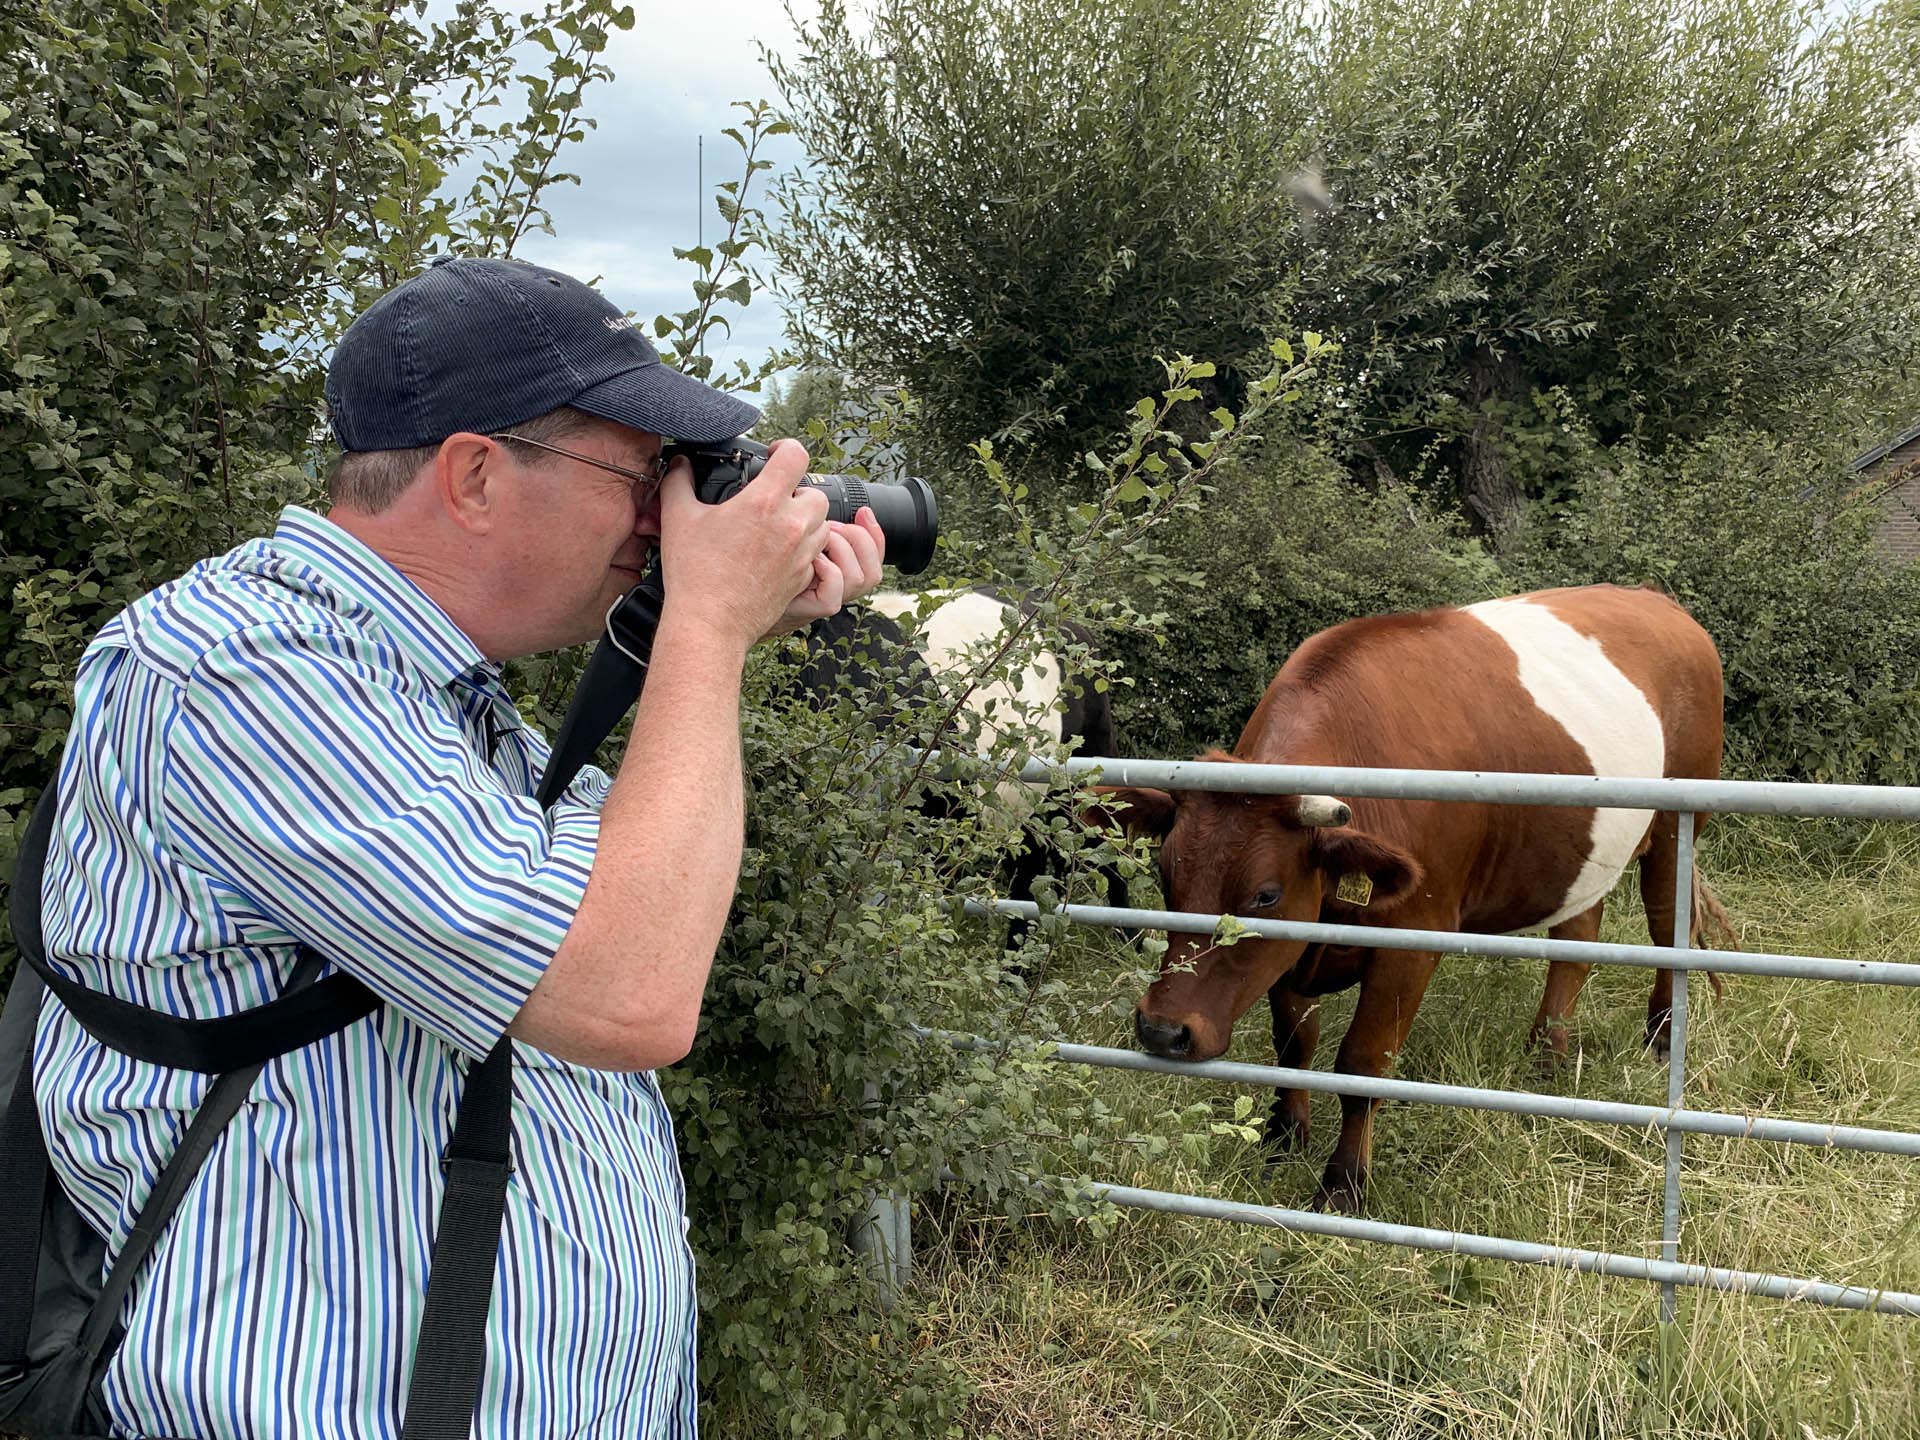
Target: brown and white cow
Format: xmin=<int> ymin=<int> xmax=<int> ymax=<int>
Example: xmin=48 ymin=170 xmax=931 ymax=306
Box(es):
xmin=1095 ymin=584 xmax=1733 ymax=1209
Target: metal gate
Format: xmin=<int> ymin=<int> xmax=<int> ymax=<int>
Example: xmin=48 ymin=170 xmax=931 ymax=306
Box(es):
xmin=861 ymin=756 xmax=1920 ymax=1319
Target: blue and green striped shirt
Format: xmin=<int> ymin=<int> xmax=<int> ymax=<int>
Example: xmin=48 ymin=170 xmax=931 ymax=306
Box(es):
xmin=35 ymin=505 xmax=699 ymax=1438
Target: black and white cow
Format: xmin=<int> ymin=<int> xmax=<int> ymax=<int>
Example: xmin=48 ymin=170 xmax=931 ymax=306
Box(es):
xmin=794 ymin=587 xmax=1129 ymax=944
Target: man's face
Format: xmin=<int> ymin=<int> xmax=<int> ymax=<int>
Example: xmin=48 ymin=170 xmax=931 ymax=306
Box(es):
xmin=493 ymin=419 xmax=664 ymax=652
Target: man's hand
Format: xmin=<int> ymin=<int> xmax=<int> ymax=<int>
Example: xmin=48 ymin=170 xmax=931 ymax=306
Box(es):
xmin=656 ymin=438 xmax=831 ymax=653
xmin=762 ymin=501 xmax=887 ymax=638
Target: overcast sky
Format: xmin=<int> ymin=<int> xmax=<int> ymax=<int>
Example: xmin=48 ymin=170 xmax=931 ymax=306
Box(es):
xmin=501 ymin=0 xmax=825 ymax=384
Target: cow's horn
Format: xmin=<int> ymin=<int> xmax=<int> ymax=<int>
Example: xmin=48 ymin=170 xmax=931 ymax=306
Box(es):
xmin=1296 ymin=795 xmax=1351 ymax=827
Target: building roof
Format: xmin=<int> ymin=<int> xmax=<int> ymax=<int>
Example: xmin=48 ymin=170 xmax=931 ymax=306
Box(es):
xmin=1852 ymin=419 xmax=1920 ymax=473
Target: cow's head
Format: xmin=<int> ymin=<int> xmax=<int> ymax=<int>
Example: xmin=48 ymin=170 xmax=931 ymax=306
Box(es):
xmin=1089 ymin=765 xmax=1421 ymax=1062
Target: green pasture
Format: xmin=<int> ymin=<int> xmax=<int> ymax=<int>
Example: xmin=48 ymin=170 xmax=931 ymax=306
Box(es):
xmin=911 ymin=817 xmax=1920 ymax=1439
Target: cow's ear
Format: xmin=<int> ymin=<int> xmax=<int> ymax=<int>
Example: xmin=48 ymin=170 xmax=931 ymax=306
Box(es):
xmin=1309 ymin=827 xmax=1422 ymax=911
xmin=1082 ymin=786 xmax=1178 ymax=841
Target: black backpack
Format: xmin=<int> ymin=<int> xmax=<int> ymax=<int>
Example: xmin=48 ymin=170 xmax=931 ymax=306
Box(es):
xmin=0 ymin=574 xmax=663 ymax=1439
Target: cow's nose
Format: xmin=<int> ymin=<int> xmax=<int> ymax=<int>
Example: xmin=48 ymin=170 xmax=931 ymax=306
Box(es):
xmin=1135 ymin=1013 xmax=1193 ymax=1059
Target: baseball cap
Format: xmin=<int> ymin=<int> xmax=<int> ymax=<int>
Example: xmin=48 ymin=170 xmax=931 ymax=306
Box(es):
xmin=325 ymin=256 xmax=761 ymax=451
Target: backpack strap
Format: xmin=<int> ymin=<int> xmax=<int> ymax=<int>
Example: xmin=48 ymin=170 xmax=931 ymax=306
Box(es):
xmin=65 ymin=949 xmax=326 ymax=1392
xmin=1 ymin=777 xmax=357 ymax=1416
xmin=0 ymin=965 xmax=51 ymax=1387
xmin=10 ymin=778 xmax=379 ymax=1074
xmin=8 ymin=576 xmax=660 ymax=1431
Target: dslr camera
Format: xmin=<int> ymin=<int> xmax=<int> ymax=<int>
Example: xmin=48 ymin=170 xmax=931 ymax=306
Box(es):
xmin=659 ymin=436 xmax=939 ymax=575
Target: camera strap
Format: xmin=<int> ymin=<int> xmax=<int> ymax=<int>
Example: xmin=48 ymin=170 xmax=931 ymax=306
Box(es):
xmin=537 ymin=562 xmax=665 ymax=809
xmin=406 ymin=564 xmax=666 ymax=1438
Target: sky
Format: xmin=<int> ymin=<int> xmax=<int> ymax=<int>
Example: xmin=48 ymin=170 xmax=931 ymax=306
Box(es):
xmin=498 ymin=0 xmax=827 ymax=385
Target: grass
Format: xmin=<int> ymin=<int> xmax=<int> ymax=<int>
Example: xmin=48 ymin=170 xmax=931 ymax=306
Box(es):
xmin=907 ymin=816 xmax=1920 ymax=1439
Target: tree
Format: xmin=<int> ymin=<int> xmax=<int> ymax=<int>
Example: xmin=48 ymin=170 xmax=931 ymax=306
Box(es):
xmin=769 ymin=0 xmax=1920 ymax=541
xmin=0 ymin=0 xmax=633 ymax=822
xmin=1297 ymin=0 xmax=1920 ymax=541
xmin=767 ymin=0 xmax=1310 ymax=477
xmin=755 ymin=367 xmax=849 ymax=443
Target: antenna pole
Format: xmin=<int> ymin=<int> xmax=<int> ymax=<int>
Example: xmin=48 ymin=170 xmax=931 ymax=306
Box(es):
xmin=697 ymin=134 xmax=704 ymax=363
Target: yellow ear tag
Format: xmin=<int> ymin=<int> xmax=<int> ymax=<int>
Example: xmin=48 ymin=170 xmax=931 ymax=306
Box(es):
xmin=1335 ymin=872 xmax=1374 ymax=907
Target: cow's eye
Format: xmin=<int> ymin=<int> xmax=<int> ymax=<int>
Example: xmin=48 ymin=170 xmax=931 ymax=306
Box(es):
xmin=1250 ymin=887 xmax=1283 ymax=911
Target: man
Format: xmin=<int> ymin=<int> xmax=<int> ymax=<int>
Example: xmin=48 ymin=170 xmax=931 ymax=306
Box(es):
xmin=32 ymin=256 xmax=885 ymax=1436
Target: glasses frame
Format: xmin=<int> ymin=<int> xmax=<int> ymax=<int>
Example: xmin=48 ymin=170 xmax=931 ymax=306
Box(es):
xmin=489 ymin=431 xmax=668 ymax=486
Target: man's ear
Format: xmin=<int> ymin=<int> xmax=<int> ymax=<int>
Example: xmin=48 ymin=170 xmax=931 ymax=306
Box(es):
xmin=1081 ymin=785 xmax=1178 ymax=841
xmin=435 ymin=432 xmax=502 ymax=534
xmin=1310 ymin=826 xmax=1422 ymax=911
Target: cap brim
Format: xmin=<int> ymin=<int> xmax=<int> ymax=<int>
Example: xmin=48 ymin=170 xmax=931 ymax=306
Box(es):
xmin=569 ymin=362 xmax=761 ymax=444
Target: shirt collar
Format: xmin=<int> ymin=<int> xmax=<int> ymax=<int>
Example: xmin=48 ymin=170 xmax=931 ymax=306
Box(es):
xmin=268 ymin=505 xmax=487 ymax=691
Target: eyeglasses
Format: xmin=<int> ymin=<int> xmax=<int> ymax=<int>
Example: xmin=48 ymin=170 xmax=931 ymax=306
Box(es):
xmin=490 ymin=432 xmax=669 ymax=487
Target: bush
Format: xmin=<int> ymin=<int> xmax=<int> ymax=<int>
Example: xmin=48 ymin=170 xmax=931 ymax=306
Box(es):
xmin=1509 ymin=424 xmax=1920 ymax=785
xmin=670 ymin=358 xmax=1326 ymax=1431
xmin=0 ymin=0 xmax=635 ymax=871
xmin=1102 ymin=437 xmax=1500 ymax=758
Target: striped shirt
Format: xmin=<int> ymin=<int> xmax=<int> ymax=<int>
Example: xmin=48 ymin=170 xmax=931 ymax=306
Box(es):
xmin=35 ymin=505 xmax=699 ymax=1439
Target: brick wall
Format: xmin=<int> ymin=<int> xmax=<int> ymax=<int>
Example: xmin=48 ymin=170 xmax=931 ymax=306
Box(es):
xmin=1869 ymin=440 xmax=1920 ymax=563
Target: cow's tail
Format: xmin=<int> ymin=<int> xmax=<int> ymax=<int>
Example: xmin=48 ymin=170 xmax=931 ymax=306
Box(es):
xmin=1690 ymin=871 xmax=1738 ymax=999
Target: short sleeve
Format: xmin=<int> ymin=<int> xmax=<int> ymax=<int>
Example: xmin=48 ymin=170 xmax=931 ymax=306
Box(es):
xmin=162 ymin=623 xmax=599 ymax=1059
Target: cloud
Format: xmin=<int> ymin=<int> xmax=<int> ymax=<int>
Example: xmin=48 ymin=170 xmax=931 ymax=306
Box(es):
xmin=506 ymin=0 xmax=827 ymax=383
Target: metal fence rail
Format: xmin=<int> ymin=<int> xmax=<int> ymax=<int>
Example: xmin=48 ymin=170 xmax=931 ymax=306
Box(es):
xmin=1020 ymin=754 xmax=1920 ymax=820
xmin=967 ymin=899 xmax=1920 ymax=988
xmin=929 ymin=1030 xmax=1920 ymax=1158
xmin=899 ymin=756 xmax=1920 ymax=1321
xmin=1083 ymin=1182 xmax=1920 ymax=1317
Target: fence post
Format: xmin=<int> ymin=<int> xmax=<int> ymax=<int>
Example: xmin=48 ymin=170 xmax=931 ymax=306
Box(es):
xmin=851 ymin=1081 xmax=911 ymax=1309
xmin=1661 ymin=810 xmax=1696 ymax=1324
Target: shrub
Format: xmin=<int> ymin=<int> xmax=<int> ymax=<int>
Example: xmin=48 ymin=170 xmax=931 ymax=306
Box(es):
xmin=1509 ymin=424 xmax=1920 ymax=785
xmin=1101 ymin=437 xmax=1501 ymax=758
xmin=0 ymin=0 xmax=635 ymax=872
xmin=671 ymin=354 xmax=1323 ymax=1431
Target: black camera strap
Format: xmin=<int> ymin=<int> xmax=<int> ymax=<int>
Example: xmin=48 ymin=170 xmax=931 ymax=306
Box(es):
xmin=538 ymin=564 xmax=665 ymax=808
xmin=403 ymin=578 xmax=669 ymax=1437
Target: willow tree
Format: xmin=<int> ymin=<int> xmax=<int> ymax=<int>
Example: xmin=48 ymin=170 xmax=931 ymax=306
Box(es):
xmin=769 ymin=0 xmax=1920 ymax=539
xmin=1297 ymin=0 xmax=1920 ymax=538
xmin=767 ymin=0 xmax=1309 ymax=477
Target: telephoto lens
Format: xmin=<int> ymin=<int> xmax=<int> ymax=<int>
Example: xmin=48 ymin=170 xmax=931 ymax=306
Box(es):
xmin=661 ymin=436 xmax=939 ymax=574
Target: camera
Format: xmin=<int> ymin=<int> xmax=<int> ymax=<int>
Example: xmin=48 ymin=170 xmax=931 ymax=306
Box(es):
xmin=659 ymin=436 xmax=939 ymax=575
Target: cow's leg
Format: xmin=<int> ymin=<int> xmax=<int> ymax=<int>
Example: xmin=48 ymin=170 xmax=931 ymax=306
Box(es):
xmin=1317 ymin=948 xmax=1440 ymax=1212
xmin=1639 ymin=813 xmax=1683 ymax=1056
xmin=1100 ymin=857 xmax=1140 ymax=945
xmin=1527 ymin=901 xmax=1604 ymax=1068
xmin=1263 ymin=983 xmax=1321 ymax=1157
xmin=1003 ymin=835 xmax=1046 ymax=951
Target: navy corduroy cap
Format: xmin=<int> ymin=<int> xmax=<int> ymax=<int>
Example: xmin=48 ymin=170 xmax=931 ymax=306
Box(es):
xmin=326 ymin=256 xmax=760 ymax=451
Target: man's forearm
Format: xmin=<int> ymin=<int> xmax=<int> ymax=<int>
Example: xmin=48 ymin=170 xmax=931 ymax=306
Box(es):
xmin=510 ymin=610 xmax=748 ymax=1070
